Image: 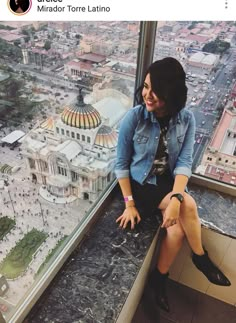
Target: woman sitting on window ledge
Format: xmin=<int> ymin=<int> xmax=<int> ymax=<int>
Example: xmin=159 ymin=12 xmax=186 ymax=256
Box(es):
xmin=115 ymin=57 xmax=231 ymax=313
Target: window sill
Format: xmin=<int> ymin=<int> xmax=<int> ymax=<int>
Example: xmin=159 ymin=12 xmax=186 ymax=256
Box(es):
xmin=22 ymin=179 xmax=236 ymax=323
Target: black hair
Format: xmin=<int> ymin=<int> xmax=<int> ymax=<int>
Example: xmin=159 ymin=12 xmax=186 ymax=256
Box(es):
xmin=10 ymin=0 xmax=29 ymax=12
xmin=135 ymin=57 xmax=188 ymax=116
xmin=10 ymin=0 xmax=18 ymax=11
xmin=18 ymin=0 xmax=30 ymax=12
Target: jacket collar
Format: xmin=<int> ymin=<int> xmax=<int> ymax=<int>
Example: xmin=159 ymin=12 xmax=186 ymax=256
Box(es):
xmin=143 ymin=105 xmax=182 ymax=125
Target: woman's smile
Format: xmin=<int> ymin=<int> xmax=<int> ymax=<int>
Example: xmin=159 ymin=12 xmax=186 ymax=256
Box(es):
xmin=142 ymin=73 xmax=166 ymax=116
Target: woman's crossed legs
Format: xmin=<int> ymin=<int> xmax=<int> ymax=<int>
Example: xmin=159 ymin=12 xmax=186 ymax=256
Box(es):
xmin=157 ymin=191 xmax=204 ymax=273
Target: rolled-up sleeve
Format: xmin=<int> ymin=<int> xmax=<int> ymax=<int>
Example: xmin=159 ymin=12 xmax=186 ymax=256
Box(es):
xmin=115 ymin=109 xmax=137 ymax=179
xmin=173 ymin=112 xmax=196 ymax=178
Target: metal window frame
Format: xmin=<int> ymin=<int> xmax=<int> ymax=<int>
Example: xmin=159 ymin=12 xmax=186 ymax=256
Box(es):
xmin=134 ymin=21 xmax=157 ymax=105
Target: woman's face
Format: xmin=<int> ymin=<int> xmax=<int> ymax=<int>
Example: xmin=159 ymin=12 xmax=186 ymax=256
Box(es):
xmin=142 ymin=73 xmax=165 ymax=115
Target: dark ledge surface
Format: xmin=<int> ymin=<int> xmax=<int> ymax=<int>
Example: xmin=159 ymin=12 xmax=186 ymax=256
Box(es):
xmin=24 ymin=184 xmax=235 ymax=323
xmin=188 ymin=183 xmax=236 ymax=238
xmin=24 ymin=190 xmax=160 ymax=323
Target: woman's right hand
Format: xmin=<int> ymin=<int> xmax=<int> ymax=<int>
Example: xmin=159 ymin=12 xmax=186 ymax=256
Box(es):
xmin=116 ymin=206 xmax=141 ymax=230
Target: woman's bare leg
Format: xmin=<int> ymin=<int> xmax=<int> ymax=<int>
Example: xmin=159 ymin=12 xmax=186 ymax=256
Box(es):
xmin=157 ymin=218 xmax=185 ymax=273
xmin=157 ymin=192 xmax=204 ymax=273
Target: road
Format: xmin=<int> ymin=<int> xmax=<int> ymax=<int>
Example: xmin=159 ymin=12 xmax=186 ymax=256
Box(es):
xmin=189 ymin=47 xmax=236 ymax=169
xmin=9 ymin=63 xmax=92 ymax=93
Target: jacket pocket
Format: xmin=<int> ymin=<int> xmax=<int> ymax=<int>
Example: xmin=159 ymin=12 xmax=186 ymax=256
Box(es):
xmin=133 ymin=134 xmax=149 ymax=144
xmin=133 ymin=133 xmax=149 ymax=155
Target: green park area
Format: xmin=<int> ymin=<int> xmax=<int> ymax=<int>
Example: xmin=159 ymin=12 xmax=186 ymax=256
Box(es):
xmin=36 ymin=235 xmax=68 ymax=276
xmin=0 ymin=216 xmax=16 ymax=240
xmin=0 ymin=71 xmax=43 ymax=125
xmin=0 ymin=228 xmax=48 ymax=279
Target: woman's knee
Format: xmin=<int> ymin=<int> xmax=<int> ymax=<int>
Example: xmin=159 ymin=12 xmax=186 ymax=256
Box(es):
xmin=167 ymin=223 xmax=185 ymax=241
xmin=181 ymin=194 xmax=198 ymax=217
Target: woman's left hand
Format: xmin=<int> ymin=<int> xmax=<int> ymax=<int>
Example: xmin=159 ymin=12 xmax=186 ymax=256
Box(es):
xmin=161 ymin=199 xmax=181 ymax=228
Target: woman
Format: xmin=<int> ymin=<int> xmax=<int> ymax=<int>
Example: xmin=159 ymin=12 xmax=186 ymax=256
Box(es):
xmin=10 ymin=0 xmax=29 ymax=13
xmin=115 ymin=57 xmax=231 ymax=312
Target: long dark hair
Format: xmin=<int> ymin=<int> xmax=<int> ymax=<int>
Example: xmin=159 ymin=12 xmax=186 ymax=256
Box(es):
xmin=135 ymin=57 xmax=188 ymax=116
xmin=18 ymin=0 xmax=29 ymax=11
xmin=10 ymin=0 xmax=29 ymax=12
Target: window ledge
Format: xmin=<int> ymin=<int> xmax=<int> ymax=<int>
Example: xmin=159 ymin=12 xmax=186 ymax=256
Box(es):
xmin=23 ymin=182 xmax=236 ymax=323
xmin=188 ymin=182 xmax=236 ymax=238
xmin=24 ymin=190 xmax=161 ymax=323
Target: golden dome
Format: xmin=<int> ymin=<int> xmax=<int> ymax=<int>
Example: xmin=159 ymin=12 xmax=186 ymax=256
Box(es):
xmin=41 ymin=116 xmax=54 ymax=131
xmin=61 ymin=92 xmax=101 ymax=129
xmin=94 ymin=126 xmax=118 ymax=148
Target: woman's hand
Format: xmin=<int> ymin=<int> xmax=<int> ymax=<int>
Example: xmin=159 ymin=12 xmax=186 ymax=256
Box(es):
xmin=161 ymin=199 xmax=181 ymax=228
xmin=116 ymin=206 xmax=141 ymax=230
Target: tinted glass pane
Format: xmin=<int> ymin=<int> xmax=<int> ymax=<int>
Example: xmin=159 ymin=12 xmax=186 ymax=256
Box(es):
xmin=0 ymin=21 xmax=139 ymax=320
xmin=154 ymin=21 xmax=236 ymax=186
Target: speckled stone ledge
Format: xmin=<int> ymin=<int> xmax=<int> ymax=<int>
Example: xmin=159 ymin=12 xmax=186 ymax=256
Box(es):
xmin=188 ymin=183 xmax=236 ymax=238
xmin=24 ymin=184 xmax=236 ymax=323
xmin=24 ymin=192 xmax=160 ymax=323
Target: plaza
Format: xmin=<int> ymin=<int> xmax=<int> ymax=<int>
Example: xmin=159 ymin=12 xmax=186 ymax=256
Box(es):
xmin=0 ymin=143 xmax=90 ymax=308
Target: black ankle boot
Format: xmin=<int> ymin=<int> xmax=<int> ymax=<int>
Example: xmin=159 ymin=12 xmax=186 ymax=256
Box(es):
xmin=148 ymin=268 xmax=170 ymax=312
xmin=192 ymin=250 xmax=231 ymax=286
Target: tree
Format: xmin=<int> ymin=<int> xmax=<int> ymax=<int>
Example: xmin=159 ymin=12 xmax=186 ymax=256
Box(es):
xmin=75 ymin=34 xmax=82 ymax=40
xmin=22 ymin=29 xmax=30 ymax=36
xmin=188 ymin=22 xmax=199 ymax=30
xmin=203 ymin=37 xmax=230 ymax=54
xmin=44 ymin=40 xmax=51 ymax=51
xmin=5 ymin=79 xmax=21 ymax=99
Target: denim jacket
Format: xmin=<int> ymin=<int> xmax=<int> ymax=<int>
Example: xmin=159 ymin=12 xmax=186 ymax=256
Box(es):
xmin=115 ymin=104 xmax=196 ymax=185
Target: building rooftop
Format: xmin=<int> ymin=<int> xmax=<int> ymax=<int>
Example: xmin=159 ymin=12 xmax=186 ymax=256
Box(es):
xmin=66 ymin=60 xmax=93 ymax=71
xmin=205 ymin=165 xmax=236 ymax=184
xmin=1 ymin=130 xmax=25 ymax=144
xmin=189 ymin=52 xmax=218 ymax=65
xmin=210 ymin=107 xmax=236 ymax=154
xmin=0 ymin=30 xmax=24 ymax=42
xmin=77 ymin=53 xmax=106 ymax=63
xmin=93 ymin=97 xmax=127 ymax=127
xmin=56 ymin=140 xmax=82 ymax=161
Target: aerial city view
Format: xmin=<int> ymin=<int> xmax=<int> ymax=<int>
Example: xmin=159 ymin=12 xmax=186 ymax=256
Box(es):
xmin=0 ymin=21 xmax=236 ymax=320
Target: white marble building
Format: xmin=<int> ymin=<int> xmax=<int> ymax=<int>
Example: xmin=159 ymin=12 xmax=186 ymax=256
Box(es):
xmin=20 ymin=90 xmax=126 ymax=203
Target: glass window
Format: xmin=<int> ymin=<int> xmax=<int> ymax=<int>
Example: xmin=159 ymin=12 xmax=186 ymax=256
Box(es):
xmin=0 ymin=20 xmax=139 ymax=321
xmin=153 ymin=21 xmax=236 ymax=186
